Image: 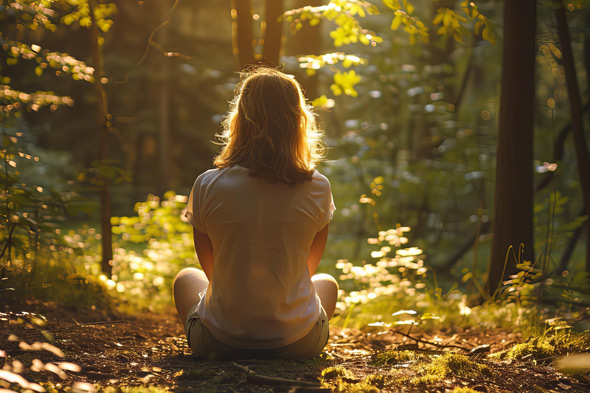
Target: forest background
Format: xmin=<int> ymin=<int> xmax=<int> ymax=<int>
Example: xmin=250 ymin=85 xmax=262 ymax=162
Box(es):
xmin=2 ymin=0 xmax=590 ymax=344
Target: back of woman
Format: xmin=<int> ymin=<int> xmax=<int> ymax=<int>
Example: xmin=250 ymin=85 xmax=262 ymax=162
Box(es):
xmin=174 ymin=67 xmax=338 ymax=360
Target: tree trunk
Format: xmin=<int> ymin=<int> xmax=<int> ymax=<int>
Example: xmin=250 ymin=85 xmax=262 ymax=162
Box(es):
xmin=231 ymin=0 xmax=255 ymax=70
xmin=89 ymin=0 xmax=113 ymax=277
xmin=262 ymin=0 xmax=283 ymax=66
xmin=554 ymin=0 xmax=590 ymax=271
xmin=486 ymin=0 xmax=536 ymax=295
xmin=158 ymin=15 xmax=170 ymax=196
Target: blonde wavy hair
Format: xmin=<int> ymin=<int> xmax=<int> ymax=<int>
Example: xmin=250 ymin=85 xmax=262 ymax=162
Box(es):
xmin=214 ymin=67 xmax=324 ymax=183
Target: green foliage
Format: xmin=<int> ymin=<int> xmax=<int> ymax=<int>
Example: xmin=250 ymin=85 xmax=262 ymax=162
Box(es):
xmin=79 ymin=192 xmax=197 ymax=311
xmin=284 ymin=1 xmax=382 ymax=48
xmin=331 ymin=70 xmax=362 ymax=96
xmin=99 ymin=387 xmax=169 ymax=393
xmin=0 ymin=0 xmax=106 ymax=116
xmin=61 ymin=0 xmax=117 ymax=33
xmin=384 ymin=0 xmax=428 ymax=45
xmin=0 ymin=0 xmax=58 ymax=32
xmin=411 ymin=353 xmax=491 ymax=385
xmin=320 ymin=366 xmax=382 ymax=393
xmin=492 ymin=330 xmax=590 ymax=362
xmin=0 ymin=123 xmax=90 ymax=276
xmin=0 ymin=38 xmax=95 ymax=82
xmin=299 ymin=52 xmax=367 ymax=76
xmin=372 ymin=350 xmax=416 ymax=365
xmin=332 ymin=223 xmax=446 ymax=328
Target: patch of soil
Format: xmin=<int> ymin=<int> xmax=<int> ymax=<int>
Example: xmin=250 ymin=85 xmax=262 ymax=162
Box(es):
xmin=1 ymin=304 xmax=589 ymax=393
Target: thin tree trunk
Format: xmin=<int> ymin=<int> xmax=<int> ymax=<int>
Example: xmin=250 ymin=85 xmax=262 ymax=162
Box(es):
xmin=158 ymin=18 xmax=170 ymax=196
xmin=554 ymin=0 xmax=590 ymax=271
xmin=262 ymin=0 xmax=283 ymax=66
xmin=232 ymin=0 xmax=255 ymax=70
xmin=535 ymin=102 xmax=590 ymax=192
xmin=486 ymin=0 xmax=536 ymax=295
xmin=89 ymin=0 xmax=113 ymax=276
xmin=556 ymin=208 xmax=586 ymax=274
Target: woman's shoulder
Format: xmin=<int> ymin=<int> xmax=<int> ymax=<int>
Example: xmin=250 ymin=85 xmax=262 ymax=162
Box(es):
xmin=193 ymin=167 xmax=230 ymax=187
xmin=307 ymin=170 xmax=332 ymax=193
xmin=194 ymin=165 xmax=251 ymax=187
xmin=311 ymin=170 xmax=331 ymax=185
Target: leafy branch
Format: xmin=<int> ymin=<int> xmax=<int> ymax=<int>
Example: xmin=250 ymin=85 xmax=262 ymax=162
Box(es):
xmin=283 ymin=0 xmax=383 ymax=47
xmin=1 ymin=38 xmax=95 ymax=81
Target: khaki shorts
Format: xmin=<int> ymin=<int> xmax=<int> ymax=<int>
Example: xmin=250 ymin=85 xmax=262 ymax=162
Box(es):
xmin=185 ymin=306 xmax=329 ymax=360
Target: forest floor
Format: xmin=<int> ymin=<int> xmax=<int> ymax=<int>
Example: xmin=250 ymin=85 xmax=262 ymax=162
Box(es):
xmin=1 ymin=302 xmax=590 ymax=393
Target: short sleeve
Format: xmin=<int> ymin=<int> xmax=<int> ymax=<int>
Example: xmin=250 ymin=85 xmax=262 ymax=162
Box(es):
xmin=315 ymin=174 xmax=336 ymax=232
xmin=184 ymin=174 xmax=207 ymax=233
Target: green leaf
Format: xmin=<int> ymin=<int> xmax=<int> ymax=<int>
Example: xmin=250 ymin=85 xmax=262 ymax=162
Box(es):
xmin=391 ymin=14 xmax=402 ymax=30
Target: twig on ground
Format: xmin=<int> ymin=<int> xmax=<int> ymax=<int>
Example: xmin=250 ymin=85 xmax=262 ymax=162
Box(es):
xmin=230 ymin=362 xmax=323 ymax=388
xmin=389 ymin=329 xmax=471 ymax=352
xmin=52 ymin=320 xmax=131 ymax=331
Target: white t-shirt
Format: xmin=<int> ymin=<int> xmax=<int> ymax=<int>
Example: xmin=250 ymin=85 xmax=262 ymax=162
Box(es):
xmin=185 ymin=165 xmax=335 ymax=349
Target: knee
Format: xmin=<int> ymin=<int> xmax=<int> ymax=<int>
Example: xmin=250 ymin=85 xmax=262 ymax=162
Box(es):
xmin=173 ymin=268 xmax=204 ymax=289
xmin=312 ymin=273 xmax=339 ymax=291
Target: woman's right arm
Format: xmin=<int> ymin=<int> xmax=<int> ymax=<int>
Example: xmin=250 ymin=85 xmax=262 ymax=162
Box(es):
xmin=193 ymin=228 xmax=214 ymax=281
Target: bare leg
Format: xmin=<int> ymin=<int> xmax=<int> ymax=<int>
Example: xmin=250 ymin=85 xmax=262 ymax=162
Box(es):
xmin=312 ymin=273 xmax=339 ymax=319
xmin=173 ymin=268 xmax=208 ymax=323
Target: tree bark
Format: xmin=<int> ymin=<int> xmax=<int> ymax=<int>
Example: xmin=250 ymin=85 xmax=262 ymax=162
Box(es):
xmin=231 ymin=0 xmax=255 ymax=70
xmin=89 ymin=0 xmax=113 ymax=276
xmin=158 ymin=12 xmax=170 ymax=196
xmin=554 ymin=0 xmax=590 ymax=272
xmin=261 ymin=0 xmax=283 ymax=66
xmin=486 ymin=0 xmax=536 ymax=295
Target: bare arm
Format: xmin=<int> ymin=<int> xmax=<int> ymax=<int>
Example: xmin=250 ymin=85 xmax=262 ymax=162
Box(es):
xmin=193 ymin=228 xmax=214 ymax=281
xmin=307 ymin=223 xmax=330 ymax=277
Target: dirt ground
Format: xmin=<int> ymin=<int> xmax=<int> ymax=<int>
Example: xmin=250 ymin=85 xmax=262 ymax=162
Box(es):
xmin=1 ymin=303 xmax=589 ymax=393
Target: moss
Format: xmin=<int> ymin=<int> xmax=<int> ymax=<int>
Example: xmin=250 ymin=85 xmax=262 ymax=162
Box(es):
xmin=492 ymin=331 xmax=590 ymax=361
xmin=364 ymin=374 xmax=385 ymax=389
xmin=321 ymin=366 xmax=354 ymax=382
xmin=320 ymin=366 xmax=383 ymax=393
xmin=99 ymin=387 xmax=170 ymax=393
xmin=373 ymin=350 xmax=416 ymax=366
xmin=411 ymin=353 xmax=491 ymax=385
xmin=451 ymin=388 xmax=479 ymax=393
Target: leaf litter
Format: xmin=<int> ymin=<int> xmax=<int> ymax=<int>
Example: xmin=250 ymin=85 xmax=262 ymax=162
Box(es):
xmin=0 ymin=305 xmax=589 ymax=393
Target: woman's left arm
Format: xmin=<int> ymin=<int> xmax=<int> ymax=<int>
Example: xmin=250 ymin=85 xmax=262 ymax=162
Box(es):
xmin=193 ymin=228 xmax=214 ymax=281
xmin=307 ymin=223 xmax=330 ymax=277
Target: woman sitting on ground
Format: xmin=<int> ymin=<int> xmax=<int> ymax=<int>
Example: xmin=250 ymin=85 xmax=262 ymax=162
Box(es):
xmin=173 ymin=67 xmax=339 ymax=359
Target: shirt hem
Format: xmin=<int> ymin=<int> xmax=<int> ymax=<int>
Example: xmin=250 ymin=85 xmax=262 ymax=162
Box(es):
xmin=199 ymin=309 xmax=322 ymax=350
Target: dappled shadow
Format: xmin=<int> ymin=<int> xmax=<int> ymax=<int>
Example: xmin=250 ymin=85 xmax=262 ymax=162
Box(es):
xmin=1 ymin=306 xmax=589 ymax=392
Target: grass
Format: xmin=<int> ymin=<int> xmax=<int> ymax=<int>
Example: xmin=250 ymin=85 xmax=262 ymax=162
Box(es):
xmin=372 ymin=350 xmax=417 ymax=365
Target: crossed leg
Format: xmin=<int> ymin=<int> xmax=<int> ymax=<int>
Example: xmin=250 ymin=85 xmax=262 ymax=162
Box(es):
xmin=173 ymin=267 xmax=208 ymax=323
xmin=173 ymin=268 xmax=339 ymax=323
